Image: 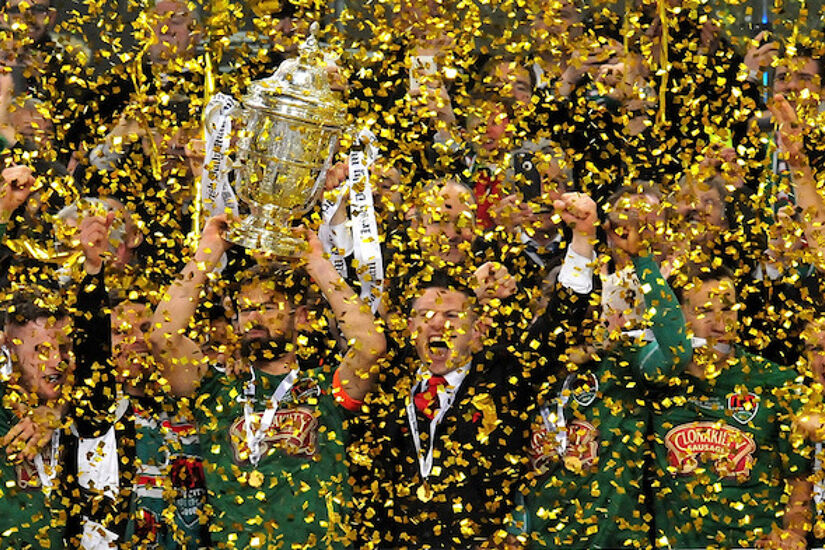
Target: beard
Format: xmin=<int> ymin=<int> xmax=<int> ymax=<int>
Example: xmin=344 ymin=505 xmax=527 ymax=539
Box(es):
xmin=241 ymin=328 xmax=292 ymax=364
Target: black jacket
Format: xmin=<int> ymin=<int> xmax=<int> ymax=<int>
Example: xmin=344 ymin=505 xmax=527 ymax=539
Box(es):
xmin=61 ymin=269 xmax=136 ymax=546
xmin=360 ymin=282 xmax=591 ymax=549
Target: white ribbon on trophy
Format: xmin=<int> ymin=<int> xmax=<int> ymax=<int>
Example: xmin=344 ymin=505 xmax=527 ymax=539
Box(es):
xmin=319 ymin=128 xmax=384 ymax=313
xmin=201 ymin=92 xmax=241 ymax=271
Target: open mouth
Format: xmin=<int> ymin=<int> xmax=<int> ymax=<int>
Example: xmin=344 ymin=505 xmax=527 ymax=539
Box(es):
xmin=126 ymin=343 xmax=150 ymax=355
xmin=246 ymin=327 xmax=270 ymax=339
xmin=427 ymin=336 xmax=450 ymax=359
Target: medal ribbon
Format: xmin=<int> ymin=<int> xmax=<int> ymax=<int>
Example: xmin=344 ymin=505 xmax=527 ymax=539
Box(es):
xmin=539 ymin=374 xmax=575 ymax=456
xmin=33 ymin=429 xmax=60 ymax=493
xmin=243 ymin=368 xmax=299 ymax=467
xmin=405 ymin=375 xmax=462 ymax=480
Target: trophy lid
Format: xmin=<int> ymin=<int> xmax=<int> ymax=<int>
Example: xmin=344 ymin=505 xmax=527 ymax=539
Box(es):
xmin=245 ymin=22 xmax=347 ymax=128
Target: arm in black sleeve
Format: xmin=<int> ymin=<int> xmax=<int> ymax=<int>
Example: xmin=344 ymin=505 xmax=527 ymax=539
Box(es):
xmin=530 ymin=86 xmax=574 ymax=144
xmin=521 ymin=276 xmax=595 ymax=377
xmin=71 ymin=268 xmax=115 ymax=438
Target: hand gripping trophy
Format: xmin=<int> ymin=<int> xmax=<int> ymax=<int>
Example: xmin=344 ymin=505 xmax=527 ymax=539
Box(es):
xmin=226 ymin=22 xmax=347 ymax=256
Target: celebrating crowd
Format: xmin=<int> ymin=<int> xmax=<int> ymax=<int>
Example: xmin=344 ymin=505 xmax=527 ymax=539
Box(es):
xmin=1 ymin=0 xmax=825 ymax=548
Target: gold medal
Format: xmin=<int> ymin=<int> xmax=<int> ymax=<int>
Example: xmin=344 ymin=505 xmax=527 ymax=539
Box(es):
xmin=416 ymin=483 xmax=432 ymax=502
xmin=248 ymin=470 xmax=264 ymax=488
xmin=563 ymin=455 xmax=582 ymax=473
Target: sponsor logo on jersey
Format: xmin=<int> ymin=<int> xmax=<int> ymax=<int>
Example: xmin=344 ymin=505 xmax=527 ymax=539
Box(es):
xmin=133 ymin=508 xmax=161 ymax=548
xmin=282 ymin=377 xmax=322 ymax=405
xmin=529 ymin=419 xmax=600 ymax=472
xmin=161 ymin=419 xmax=199 ymax=446
xmin=529 ymin=422 xmax=554 ymax=472
xmin=726 ymin=392 xmax=760 ymax=424
xmin=229 ymin=407 xmax=318 ymax=464
xmin=564 ymin=420 xmax=600 ymax=471
xmin=665 ymin=422 xmax=756 ymax=477
xmin=170 ymin=455 xmax=207 ymax=529
xmin=687 ymin=396 xmax=724 ymax=412
xmin=569 ymin=373 xmax=599 ymax=407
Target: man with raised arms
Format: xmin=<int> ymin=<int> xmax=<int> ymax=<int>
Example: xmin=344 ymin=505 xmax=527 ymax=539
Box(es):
xmin=149 ymin=214 xmax=386 ymax=549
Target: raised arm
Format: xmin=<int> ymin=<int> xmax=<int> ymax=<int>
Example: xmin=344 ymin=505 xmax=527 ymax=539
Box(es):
xmin=771 ymin=93 xmax=825 ymax=259
xmin=607 ymin=197 xmax=691 ymax=383
xmin=301 ymin=228 xmax=386 ymax=403
xmin=523 ymin=192 xmax=597 ymax=362
xmin=149 ymin=215 xmax=231 ymax=397
xmin=0 ymin=165 xmax=37 ymax=233
xmin=630 ymin=255 xmax=691 ymax=383
xmin=71 ymin=213 xmax=116 ymax=438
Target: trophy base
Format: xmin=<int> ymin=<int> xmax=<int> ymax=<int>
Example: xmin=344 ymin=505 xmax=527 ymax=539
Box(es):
xmin=227 ymin=221 xmax=304 ymax=258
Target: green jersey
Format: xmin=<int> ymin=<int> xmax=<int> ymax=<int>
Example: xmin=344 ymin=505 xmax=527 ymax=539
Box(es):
xmin=125 ymin=397 xmax=209 ymax=549
xmin=523 ymin=255 xmax=691 ymax=549
xmin=196 ymin=365 xmax=353 ymax=549
xmin=650 ymin=349 xmax=810 ymax=548
xmin=0 ymin=381 xmax=62 ymax=549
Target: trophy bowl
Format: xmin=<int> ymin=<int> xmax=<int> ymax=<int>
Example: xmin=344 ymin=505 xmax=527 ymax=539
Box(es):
xmin=228 ymin=23 xmax=347 ymax=256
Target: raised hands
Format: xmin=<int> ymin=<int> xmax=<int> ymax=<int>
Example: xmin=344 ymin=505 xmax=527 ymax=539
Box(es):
xmin=770 ymin=92 xmax=808 ymax=170
xmin=744 ymin=31 xmax=778 ymax=79
xmin=551 ymin=191 xmax=597 ymax=260
xmin=553 ymin=191 xmax=597 ymax=238
xmin=78 ymin=211 xmax=116 ymax=275
xmin=474 ymin=261 xmax=517 ymax=305
xmin=194 ymin=214 xmax=233 ymax=269
xmin=606 ymin=193 xmax=661 ymax=257
xmin=0 ymin=164 xmax=36 ymax=224
xmin=185 ymin=138 xmax=206 ymax=179
xmin=295 ymin=224 xmax=326 ymax=269
xmin=2 ymin=405 xmax=62 ymax=463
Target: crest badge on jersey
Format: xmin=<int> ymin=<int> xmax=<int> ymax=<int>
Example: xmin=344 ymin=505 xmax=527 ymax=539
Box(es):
xmin=726 ymin=392 xmax=759 ymax=424
xmin=570 ymin=373 xmax=599 ymax=407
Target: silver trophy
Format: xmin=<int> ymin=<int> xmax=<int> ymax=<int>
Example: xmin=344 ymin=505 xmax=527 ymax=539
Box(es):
xmin=228 ymin=23 xmax=347 ymax=256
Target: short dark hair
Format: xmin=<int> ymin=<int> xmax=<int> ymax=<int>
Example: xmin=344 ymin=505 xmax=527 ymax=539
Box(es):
xmin=235 ymin=263 xmax=310 ymax=309
xmin=606 ymin=182 xmax=661 ymax=209
xmin=2 ymin=288 xmax=68 ymax=330
xmin=477 ymin=55 xmax=535 ymax=97
xmin=407 ymin=268 xmax=477 ymax=315
xmin=108 ymin=288 xmax=157 ymax=310
xmin=670 ymin=263 xmax=736 ymax=305
xmin=787 ymin=44 xmax=825 ymax=80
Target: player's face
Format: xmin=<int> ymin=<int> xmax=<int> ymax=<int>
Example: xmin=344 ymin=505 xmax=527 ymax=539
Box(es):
xmin=804 ymin=319 xmax=825 ymax=384
xmin=682 ymin=278 xmax=738 ymax=348
xmin=11 ymin=106 xmax=54 ymax=150
xmin=236 ymin=282 xmax=295 ymax=358
xmin=533 ymin=0 xmax=582 ymax=40
xmin=674 ymin=180 xmax=726 ymax=246
xmin=7 ymin=316 xmax=72 ymax=402
xmin=411 ymin=288 xmax=478 ymax=375
xmin=3 ymin=0 xmax=54 ymax=44
xmin=420 ymin=182 xmax=476 ymax=265
xmin=112 ymin=301 xmax=152 ymax=384
xmin=775 ymin=57 xmax=822 ymax=111
xmin=486 ymin=62 xmax=532 ymax=106
xmin=149 ymin=0 xmax=196 ymax=62
xmin=468 ymin=101 xmax=511 ymax=155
